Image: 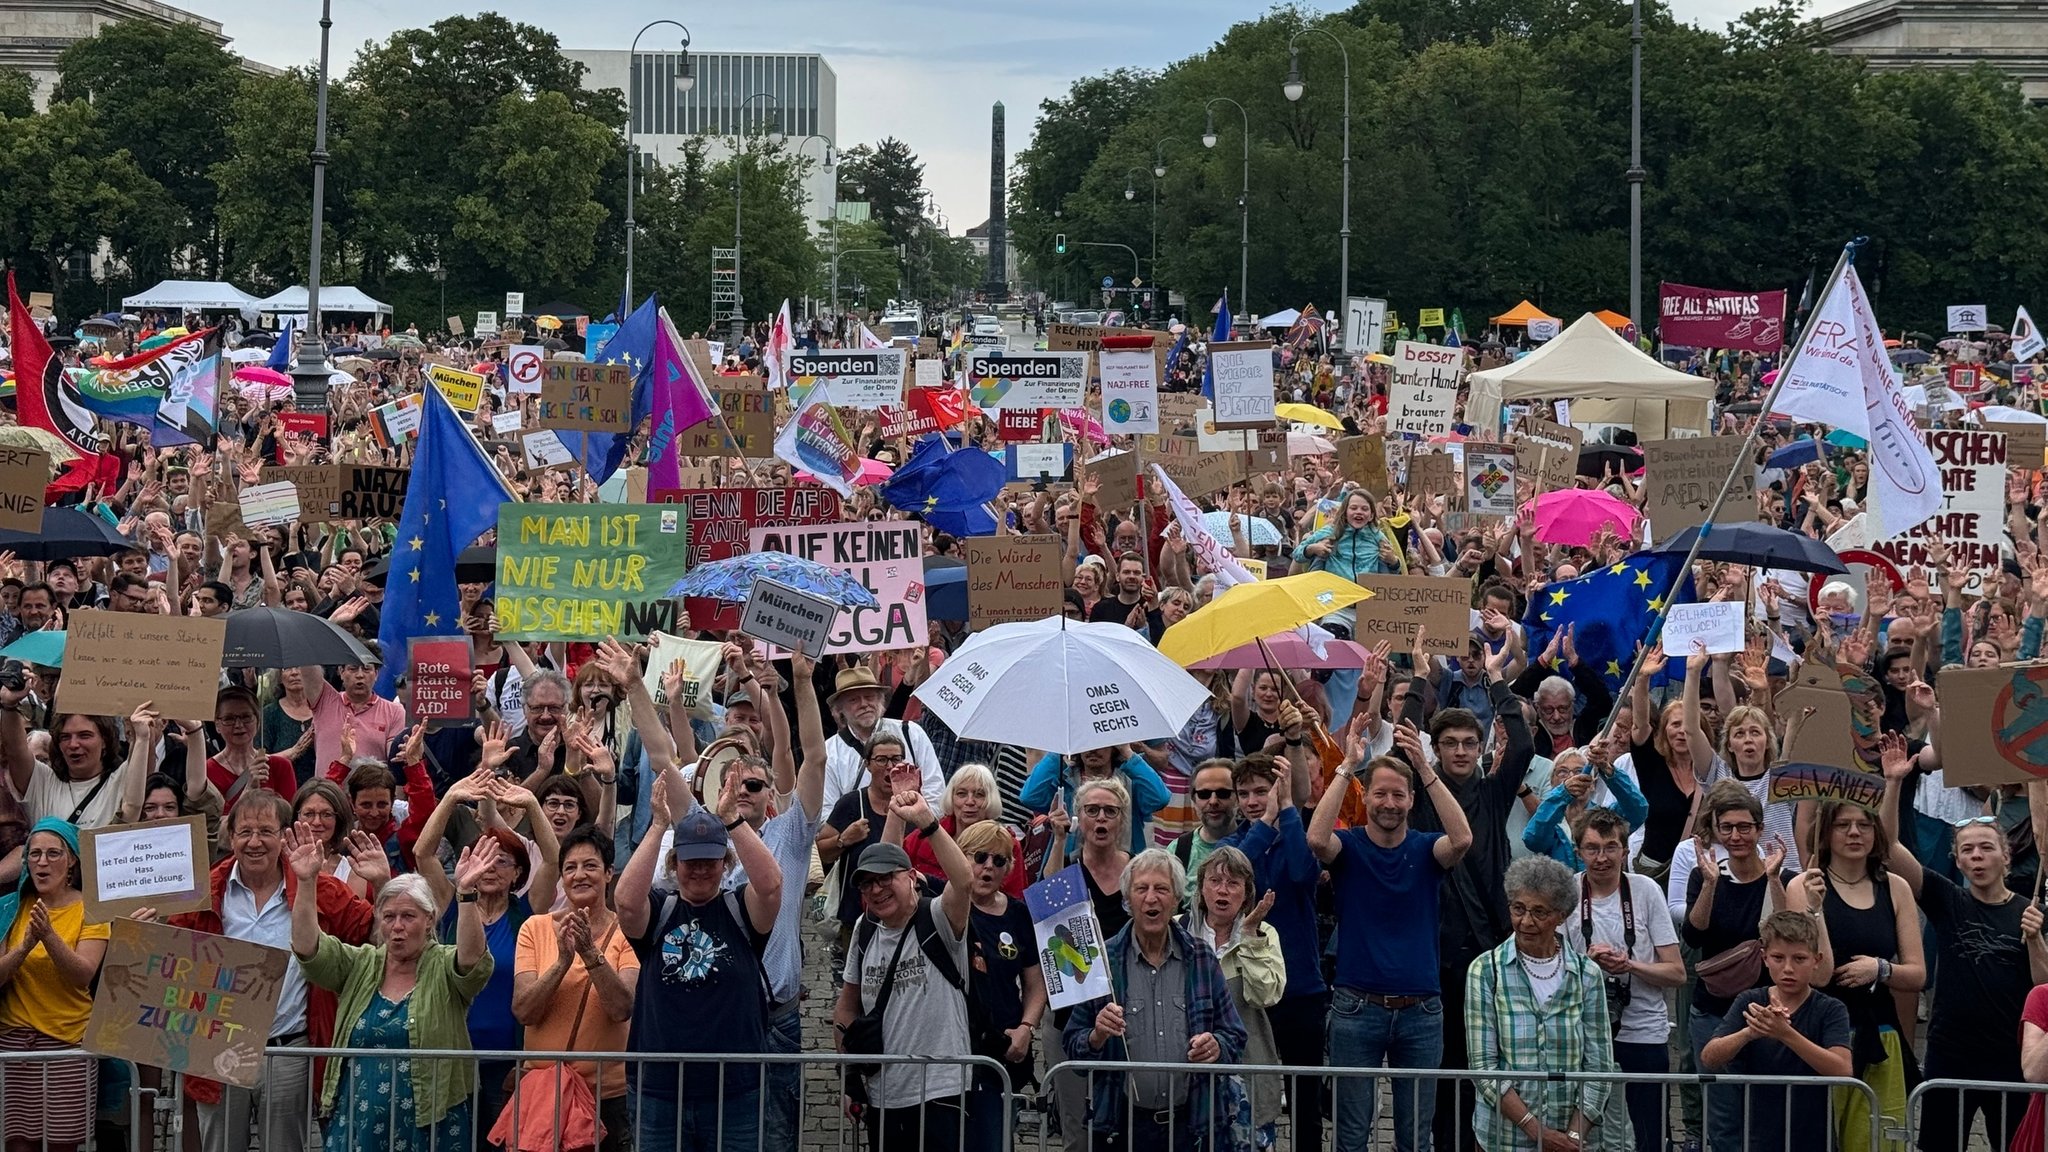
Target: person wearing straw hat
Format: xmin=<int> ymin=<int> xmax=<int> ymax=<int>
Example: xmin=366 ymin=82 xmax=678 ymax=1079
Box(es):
xmin=821 ymin=663 xmax=942 ymax=812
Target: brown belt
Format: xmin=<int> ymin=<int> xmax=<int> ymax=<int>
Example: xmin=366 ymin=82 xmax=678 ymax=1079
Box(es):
xmin=1362 ymin=993 xmax=1428 ymax=1010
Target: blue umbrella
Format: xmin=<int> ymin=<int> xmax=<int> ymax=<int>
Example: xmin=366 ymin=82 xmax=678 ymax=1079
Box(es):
xmin=665 ymin=552 xmax=880 ymax=607
xmin=1651 ymin=523 xmax=1846 ymax=575
xmin=1764 ymin=438 xmax=1836 ymax=469
xmin=0 ymin=630 xmax=64 ymax=668
xmin=1202 ymin=511 xmax=1282 ymax=547
xmin=924 ymin=559 xmax=968 ymax=621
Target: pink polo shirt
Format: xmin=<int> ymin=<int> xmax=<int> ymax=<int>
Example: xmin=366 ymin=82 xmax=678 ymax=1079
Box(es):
xmin=310 ymin=685 xmax=407 ymax=769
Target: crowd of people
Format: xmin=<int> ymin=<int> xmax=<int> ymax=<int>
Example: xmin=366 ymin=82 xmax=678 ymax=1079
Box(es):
xmin=0 ymin=299 xmax=2044 ymax=1152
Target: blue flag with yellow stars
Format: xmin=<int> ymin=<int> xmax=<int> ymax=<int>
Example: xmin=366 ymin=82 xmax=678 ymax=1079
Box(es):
xmin=1520 ymin=551 xmax=1696 ymax=692
xmin=879 ymin=433 xmax=1004 ymax=536
xmin=375 ymin=385 xmax=512 ymax=697
xmin=559 ymin=293 xmax=659 ymax=483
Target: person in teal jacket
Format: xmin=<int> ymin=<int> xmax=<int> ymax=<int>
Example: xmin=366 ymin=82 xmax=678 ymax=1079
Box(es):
xmin=1291 ymin=489 xmax=1400 ymax=580
xmin=1521 ymin=749 xmax=1650 ymax=870
xmin=1020 ymin=744 xmax=1170 ymax=856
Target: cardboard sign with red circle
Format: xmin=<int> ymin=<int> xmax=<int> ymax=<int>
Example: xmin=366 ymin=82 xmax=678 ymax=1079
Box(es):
xmin=1808 ymin=548 xmax=1905 ymax=616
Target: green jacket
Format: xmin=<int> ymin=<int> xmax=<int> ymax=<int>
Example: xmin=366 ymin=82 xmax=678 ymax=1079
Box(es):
xmin=302 ymin=931 xmax=493 ymax=1125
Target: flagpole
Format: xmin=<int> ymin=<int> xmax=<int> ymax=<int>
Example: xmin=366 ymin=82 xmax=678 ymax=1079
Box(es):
xmin=1598 ymin=237 xmax=1862 ymax=732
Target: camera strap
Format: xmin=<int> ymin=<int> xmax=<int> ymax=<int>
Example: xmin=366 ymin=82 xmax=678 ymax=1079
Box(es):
xmin=1582 ymin=871 xmax=1635 ymax=957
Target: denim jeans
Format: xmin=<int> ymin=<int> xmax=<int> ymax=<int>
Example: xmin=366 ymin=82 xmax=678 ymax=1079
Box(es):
xmin=636 ymin=1087 xmax=762 ymax=1152
xmin=1691 ymin=1004 xmax=1739 ymax=1152
xmin=1327 ymin=987 xmax=1444 ymax=1152
xmin=762 ymin=1010 xmax=801 ymax=1149
xmin=1612 ymin=1040 xmax=1670 ymax=1152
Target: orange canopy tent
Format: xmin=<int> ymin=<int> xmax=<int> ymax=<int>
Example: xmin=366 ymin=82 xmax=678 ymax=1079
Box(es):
xmin=1591 ymin=309 xmax=1633 ymax=331
xmin=1491 ymin=299 xmax=1558 ymax=326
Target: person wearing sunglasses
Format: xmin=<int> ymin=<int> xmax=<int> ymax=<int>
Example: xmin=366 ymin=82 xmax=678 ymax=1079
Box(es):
xmin=1166 ymin=759 xmax=1242 ymax=899
xmin=953 ymin=818 xmax=1046 ymax=1150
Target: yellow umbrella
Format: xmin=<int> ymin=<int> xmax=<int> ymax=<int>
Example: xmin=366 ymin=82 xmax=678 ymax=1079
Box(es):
xmin=1158 ymin=571 xmax=1372 ymax=668
xmin=534 ymin=315 xmax=563 ymax=331
xmin=1274 ymin=402 xmax=1344 ymax=431
xmin=1363 ymin=352 xmax=1394 ymax=365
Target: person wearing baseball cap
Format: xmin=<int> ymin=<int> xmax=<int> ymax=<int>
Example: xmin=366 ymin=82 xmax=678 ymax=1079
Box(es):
xmin=618 ymin=767 xmax=782 ymax=1150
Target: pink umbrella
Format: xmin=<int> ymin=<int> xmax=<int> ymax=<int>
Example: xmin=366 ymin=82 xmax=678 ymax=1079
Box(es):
xmin=1523 ymin=488 xmax=1640 ymax=547
xmin=797 ymin=457 xmax=893 ymax=487
xmin=1188 ymin=631 xmax=1371 ymax=671
xmin=233 ymin=365 xmax=294 ymax=403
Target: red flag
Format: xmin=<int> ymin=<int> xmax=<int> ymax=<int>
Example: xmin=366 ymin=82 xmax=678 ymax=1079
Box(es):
xmin=907 ymin=386 xmax=969 ymax=430
xmin=8 ymin=272 xmax=104 ymax=492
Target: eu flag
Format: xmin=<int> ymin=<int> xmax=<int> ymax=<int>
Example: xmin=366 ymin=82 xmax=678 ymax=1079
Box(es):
xmin=265 ymin=320 xmax=295 ymax=372
xmin=1520 ymin=552 xmax=1696 ymax=691
xmin=376 ymin=385 xmax=511 ymax=696
xmin=1025 ymin=864 xmax=1091 ymax=923
xmin=1201 ymin=290 xmax=1229 ymax=401
xmin=560 ymin=294 xmax=659 ymax=483
xmin=879 ymin=433 xmax=1004 ymax=537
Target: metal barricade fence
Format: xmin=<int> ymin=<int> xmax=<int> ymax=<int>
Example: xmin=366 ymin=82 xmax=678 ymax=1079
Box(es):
xmin=1036 ymin=1061 xmax=1884 ymax=1152
xmin=1906 ymin=1078 xmax=2048 ymax=1152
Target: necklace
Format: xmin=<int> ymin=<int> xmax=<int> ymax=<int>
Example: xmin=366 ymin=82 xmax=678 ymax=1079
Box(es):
xmin=1826 ymin=868 xmax=1868 ymax=886
xmin=1519 ymin=948 xmax=1564 ymax=979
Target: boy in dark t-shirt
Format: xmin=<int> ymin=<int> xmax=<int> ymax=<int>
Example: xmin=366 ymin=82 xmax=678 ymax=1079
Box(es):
xmin=1701 ymin=911 xmax=1853 ymax=1152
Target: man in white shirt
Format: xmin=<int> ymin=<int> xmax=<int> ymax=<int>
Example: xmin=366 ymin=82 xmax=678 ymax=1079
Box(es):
xmin=819 ymin=666 xmax=942 ymax=811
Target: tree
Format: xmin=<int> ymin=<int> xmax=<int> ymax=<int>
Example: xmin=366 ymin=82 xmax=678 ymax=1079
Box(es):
xmin=450 ymin=90 xmax=616 ymax=290
xmin=839 ymin=138 xmax=927 ymax=250
xmin=0 ymin=100 xmax=177 ymax=292
xmin=0 ymin=70 xmax=34 ymax=120
xmin=213 ymin=69 xmax=324 ymax=289
xmin=53 ymin=20 xmax=241 ymax=275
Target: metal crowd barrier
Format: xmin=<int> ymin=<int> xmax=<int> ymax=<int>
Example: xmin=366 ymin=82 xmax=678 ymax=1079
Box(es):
xmin=1905 ymin=1078 xmax=2048 ymax=1152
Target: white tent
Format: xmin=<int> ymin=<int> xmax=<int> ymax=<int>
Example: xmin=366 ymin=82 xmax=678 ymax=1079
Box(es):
xmin=255 ymin=285 xmax=392 ymax=318
xmin=1259 ymin=308 xmax=1301 ymax=329
xmin=1469 ymin=312 xmax=1713 ymax=402
xmin=122 ymin=280 xmax=261 ymax=312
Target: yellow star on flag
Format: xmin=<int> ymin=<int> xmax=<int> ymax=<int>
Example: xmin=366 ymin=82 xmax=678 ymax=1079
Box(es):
xmin=1608 ymin=562 xmax=1628 ymax=576
xmin=1606 ymin=659 xmax=1622 ymax=678
xmin=1549 ymin=589 xmax=1569 ymax=606
xmin=1540 ymin=611 xmax=1553 ymax=623
xmin=423 ymin=611 xmax=441 ymax=627
xmin=1648 ymin=596 xmax=1665 ymax=611
xmin=1633 ymin=569 xmax=1652 ymax=589
xmin=409 ymin=570 xmax=420 ymax=583
xmin=407 ymin=536 xmax=424 ymax=552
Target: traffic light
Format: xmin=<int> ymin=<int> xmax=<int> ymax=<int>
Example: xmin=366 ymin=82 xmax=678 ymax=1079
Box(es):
xmin=1055 ymin=233 xmax=1066 ymax=254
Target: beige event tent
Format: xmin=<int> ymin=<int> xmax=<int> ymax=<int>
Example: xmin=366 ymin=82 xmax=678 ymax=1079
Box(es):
xmin=1468 ymin=312 xmax=1714 ymax=437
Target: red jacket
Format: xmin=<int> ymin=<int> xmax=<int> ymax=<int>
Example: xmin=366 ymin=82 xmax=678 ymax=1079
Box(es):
xmin=323 ymin=757 xmax=438 ymax=872
xmin=168 ymin=859 xmax=374 ymax=1106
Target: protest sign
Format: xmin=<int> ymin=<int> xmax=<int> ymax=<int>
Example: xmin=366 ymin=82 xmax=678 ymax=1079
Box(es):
xmin=539 ymin=361 xmax=631 ymax=432
xmin=1207 ymin=341 xmax=1276 ymax=430
xmin=1948 ymin=305 xmax=1989 ymax=332
xmin=1353 ymin=574 xmax=1470 ymax=655
xmin=747 ymin=521 xmax=927 ymax=655
xmin=1087 ymin=448 xmax=1139 ymax=510
xmin=84 ymin=919 xmax=289 ymax=1088
xmin=425 ymin=364 xmax=484 ymax=413
xmin=521 ymin=429 xmax=577 ymax=471
xmin=648 ymin=486 xmax=842 ymax=630
xmin=371 ymin=394 xmax=421 ymax=446
xmin=447 ymin=315 xmax=465 ymax=336
xmin=740 ymin=577 xmax=841 ymax=657
xmin=236 ymin=482 xmax=300 ymax=528
xmin=1141 ymin=433 xmax=1242 ymax=498
xmin=204 ymin=499 xmax=247 ymax=538
xmin=1343 ymin=297 xmax=1388 ymax=356
xmin=1338 ymin=436 xmax=1389 ymax=499
xmin=1777 ymin=662 xmax=1863 ymax=773
xmin=476 ymin=310 xmax=499 ymax=337
xmin=790 ymin=349 xmax=905 ymax=410
xmin=1642 ymin=437 xmax=1757 ymax=537
xmin=1099 ymin=348 xmax=1160 ymax=435
xmin=408 ymin=637 xmax=471 ymax=722
xmin=646 ymin=631 xmax=725 ymax=708
xmin=1464 ymin=447 xmax=1517 ymax=518
xmin=1010 ymin=443 xmax=1072 ymax=483
xmin=1419 ymin=307 xmax=1446 ymax=329
xmin=1408 ymin=451 xmax=1460 ymax=508
xmin=81 ymin=815 xmax=210 ymax=922
xmin=1988 ymin=421 xmax=2046 ymax=471
xmin=488 ymin=409 xmax=524 ymax=436
xmin=58 ymin=610 xmax=226 ymax=722
xmin=1517 ymin=416 xmax=1584 ymax=495
xmin=334 ymin=466 xmax=409 ymax=520
xmin=506 ymin=345 xmax=545 ymax=394
xmin=966 ymin=351 xmax=1087 ymax=410
xmin=681 ymin=384 xmax=774 ymax=454
xmin=261 ymin=465 xmax=341 ymax=520
xmin=275 ymin=413 xmax=327 ymax=465
xmin=1869 ymin=428 xmax=2006 ymax=595
xmin=1766 ymin=762 xmax=1884 ymax=813
xmin=1658 ymin=284 xmax=1788 ymax=352
xmin=0 ymin=447 xmax=46 ymax=532
xmin=1935 ymin=663 xmax=2048 ymax=787
xmin=915 ymin=358 xmax=943 ymax=389
xmin=1663 ymin=601 xmax=1745 ymax=655
xmin=1026 ymin=866 xmax=1113 ymax=1011
xmin=966 ymin=535 xmax=1066 ymax=629
xmin=1389 ymin=341 xmax=1461 ymax=436
xmin=1195 ymin=408 xmax=1256 ymax=453
xmin=1046 ymin=323 xmax=1170 ymax=379
xmin=495 ymin=504 xmax=691 ymax=641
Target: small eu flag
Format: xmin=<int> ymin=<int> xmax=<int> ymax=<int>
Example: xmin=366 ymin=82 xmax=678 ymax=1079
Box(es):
xmin=1520 ymin=551 xmax=1696 ymax=692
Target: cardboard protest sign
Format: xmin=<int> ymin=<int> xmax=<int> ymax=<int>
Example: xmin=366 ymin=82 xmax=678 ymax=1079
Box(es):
xmin=740 ymin=577 xmax=841 ymax=657
xmin=1388 ymin=341 xmax=1461 ymax=436
xmin=539 ymin=361 xmax=632 ymax=432
xmin=1988 ymin=421 xmax=2046 ymax=471
xmin=1142 ymin=433 xmax=1243 ymax=498
xmin=1046 ymin=323 xmax=1171 ymax=380
xmin=1870 ymin=429 xmax=2006 ymax=595
xmin=333 ymin=466 xmax=410 ymax=520
xmin=1158 ymin=392 xmax=1203 ymax=432
xmin=261 ymin=466 xmax=341 ymax=520
xmin=1338 ymin=436 xmax=1388 ymax=500
xmin=1463 ymin=447 xmax=1517 ymax=518
xmin=1766 ymin=762 xmax=1885 ymax=814
xmin=0 ymin=447 xmax=47 ymax=532
xmin=1935 ymin=663 xmax=2048 ymax=787
xmin=425 ymin=364 xmax=485 ymax=413
xmin=81 ymin=815 xmax=211 ymax=922
xmin=1776 ymin=661 xmax=1864 ymax=774
xmin=1663 ymin=601 xmax=1745 ymax=656
xmin=59 ymin=610 xmax=226 ymax=722
xmin=495 ymin=503 xmax=690 ymax=641
xmin=1642 ymin=437 xmax=1757 ymax=538
xmin=646 ymin=486 xmax=842 ymax=630
xmin=1408 ymin=451 xmax=1460 ymax=507
xmin=966 ymin=535 xmax=1066 ymax=629
xmin=84 ymin=920 xmax=289 ymax=1088
xmin=790 ymin=349 xmax=906 ymax=410
xmin=1517 ymin=417 xmax=1583 ymax=495
xmin=1207 ymin=341 xmax=1276 ymax=430
xmin=680 ymin=384 xmax=774 ymax=455
xmin=747 ymin=521 xmax=927 ymax=655
xmin=408 ymin=637 xmax=471 ymax=722
xmin=1088 ymin=448 xmax=1140 ymax=510
xmin=1352 ymin=574 xmax=1471 ymax=655
xmin=966 ymin=351 xmax=1087 ymax=410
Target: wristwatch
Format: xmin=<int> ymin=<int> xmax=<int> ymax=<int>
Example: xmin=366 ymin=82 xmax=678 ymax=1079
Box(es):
xmin=457 ymin=890 xmax=479 ymax=903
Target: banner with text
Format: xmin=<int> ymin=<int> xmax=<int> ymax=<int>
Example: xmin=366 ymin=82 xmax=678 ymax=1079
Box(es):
xmin=1657 ymin=283 xmax=1787 ymax=352
xmin=746 ymin=521 xmax=927 ymax=654
xmin=1389 ymin=341 xmax=1461 ymax=436
xmin=495 ymin=504 xmax=690 ymax=640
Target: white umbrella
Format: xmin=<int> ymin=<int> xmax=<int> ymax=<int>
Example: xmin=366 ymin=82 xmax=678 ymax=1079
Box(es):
xmin=910 ymin=616 xmax=1211 ymax=754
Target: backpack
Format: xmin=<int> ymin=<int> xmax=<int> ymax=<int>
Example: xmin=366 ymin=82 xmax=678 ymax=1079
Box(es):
xmin=852 ymin=896 xmax=962 ymax=995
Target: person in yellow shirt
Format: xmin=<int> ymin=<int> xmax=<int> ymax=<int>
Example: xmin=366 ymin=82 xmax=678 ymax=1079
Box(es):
xmin=0 ymin=816 xmax=110 ymax=1152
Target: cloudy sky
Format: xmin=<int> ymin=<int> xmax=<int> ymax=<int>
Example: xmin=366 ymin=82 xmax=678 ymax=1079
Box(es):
xmin=198 ymin=0 xmax=1853 ymax=231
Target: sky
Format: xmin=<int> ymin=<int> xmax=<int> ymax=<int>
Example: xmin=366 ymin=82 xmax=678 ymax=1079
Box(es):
xmin=196 ymin=0 xmax=1856 ymax=233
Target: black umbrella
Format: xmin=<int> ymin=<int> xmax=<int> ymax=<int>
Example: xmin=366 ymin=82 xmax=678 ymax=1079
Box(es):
xmin=236 ymin=330 xmax=279 ymax=346
xmin=0 ymin=508 xmax=130 ymax=560
xmin=457 ymin=545 xmax=496 ymax=585
xmin=1651 ymin=523 xmax=1846 ymax=575
xmin=366 ymin=346 xmax=403 ymax=361
xmin=222 ymin=607 xmax=378 ymax=668
xmin=1576 ymin=443 xmax=1641 ymax=478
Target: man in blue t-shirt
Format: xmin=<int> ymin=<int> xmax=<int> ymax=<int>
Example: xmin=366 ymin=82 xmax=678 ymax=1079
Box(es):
xmin=1308 ymin=719 xmax=1474 ymax=1152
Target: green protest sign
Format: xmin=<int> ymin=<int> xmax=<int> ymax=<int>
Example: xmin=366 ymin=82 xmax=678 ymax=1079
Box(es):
xmin=494 ymin=503 xmax=690 ymax=640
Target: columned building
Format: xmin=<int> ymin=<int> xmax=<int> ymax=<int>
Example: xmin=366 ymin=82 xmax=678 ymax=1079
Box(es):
xmin=0 ymin=0 xmax=278 ymax=106
xmin=1814 ymin=0 xmax=2048 ymax=100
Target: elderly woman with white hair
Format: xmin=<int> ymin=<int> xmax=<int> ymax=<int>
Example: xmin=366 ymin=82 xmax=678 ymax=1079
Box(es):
xmin=1066 ymin=848 xmax=1249 ymax=1151
xmin=1465 ymin=855 xmax=1618 ymax=1152
xmin=288 ymin=818 xmax=499 ymax=1152
xmin=1520 ymin=747 xmax=1649 ymax=870
xmin=900 ymin=763 xmax=1027 ymax=897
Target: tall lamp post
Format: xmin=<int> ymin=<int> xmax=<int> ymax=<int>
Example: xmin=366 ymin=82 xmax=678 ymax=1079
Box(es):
xmin=1202 ymin=97 xmax=1250 ymax=323
xmin=289 ymin=0 xmax=335 ymax=409
xmin=732 ymin=91 xmax=783 ymax=341
xmin=1628 ymin=0 xmax=1645 ymax=332
xmin=623 ymin=20 xmax=693 ymax=308
xmin=1284 ymin=26 xmax=1350 ymax=354
xmin=797 ymin=133 xmax=838 ymax=322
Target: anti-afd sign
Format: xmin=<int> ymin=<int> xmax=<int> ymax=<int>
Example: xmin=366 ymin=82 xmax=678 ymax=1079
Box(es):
xmin=1869 ymin=429 xmax=2006 ymax=595
xmin=495 ymin=503 xmax=690 ymax=640
xmin=747 ymin=520 xmax=927 ymax=655
xmin=1657 ymin=284 xmax=1787 ymax=352
xmin=648 ymin=486 xmax=843 ymax=630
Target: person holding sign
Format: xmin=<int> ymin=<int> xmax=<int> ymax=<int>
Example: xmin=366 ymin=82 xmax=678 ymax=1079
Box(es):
xmin=0 ymin=817 xmax=107 ymax=1152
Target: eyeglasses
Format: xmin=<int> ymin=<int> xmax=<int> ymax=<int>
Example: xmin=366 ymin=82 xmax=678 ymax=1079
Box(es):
xmin=1436 ymin=737 xmax=1481 ymax=751
xmin=869 ymin=754 xmax=907 ymax=767
xmin=24 ymin=849 xmax=68 ymax=862
xmin=230 ymin=827 xmax=280 ymax=843
xmin=1579 ymin=843 xmax=1626 ymax=858
xmin=527 ymin=703 xmax=566 ymax=715
xmin=736 ymin=778 xmax=769 ymax=794
xmin=541 ymin=798 xmax=582 ymax=812
xmin=1716 ymin=821 xmax=1760 ymax=836
xmin=973 ymin=852 xmax=1010 ymax=869
xmin=215 ymin=714 xmax=256 ymax=727
xmin=1508 ymin=902 xmax=1559 ymax=921
xmin=855 ymin=871 xmax=904 ymax=892
xmin=1192 ymin=788 xmax=1234 ymax=801
xmin=1082 ymin=804 xmax=1123 ymax=819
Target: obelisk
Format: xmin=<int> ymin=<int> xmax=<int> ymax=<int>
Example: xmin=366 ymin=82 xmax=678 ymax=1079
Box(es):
xmin=985 ymin=101 xmax=1009 ymax=303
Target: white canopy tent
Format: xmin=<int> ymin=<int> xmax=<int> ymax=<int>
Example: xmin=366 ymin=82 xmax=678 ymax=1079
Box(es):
xmin=255 ymin=285 xmax=392 ymax=318
xmin=1468 ymin=312 xmax=1716 ymax=438
xmin=121 ymin=280 xmax=261 ymax=313
xmin=1259 ymin=308 xmax=1302 ymax=329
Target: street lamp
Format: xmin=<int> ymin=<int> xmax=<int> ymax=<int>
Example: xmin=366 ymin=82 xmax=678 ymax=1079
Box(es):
xmin=1202 ymin=97 xmax=1249 ymax=320
xmin=623 ymin=20 xmax=692 ymax=308
xmin=1284 ymin=25 xmax=1351 ymax=358
xmin=1628 ymin=0 xmax=1646 ymax=331
xmin=1147 ymin=138 xmax=1179 ymax=291
xmin=732 ymin=91 xmax=781 ymax=340
xmin=798 ymin=133 xmax=840 ymax=318
xmin=289 ymin=0 xmax=336 ymax=410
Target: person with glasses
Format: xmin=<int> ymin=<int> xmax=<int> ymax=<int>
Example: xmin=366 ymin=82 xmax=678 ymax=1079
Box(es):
xmin=1041 ymin=776 xmax=1137 ymax=1151
xmin=821 ymin=727 xmax=921 ymax=955
xmin=1683 ymin=779 xmax=1795 ymax=1152
xmin=208 ymin=686 xmax=297 ymax=813
xmin=1520 ymin=747 xmax=1649 ymax=870
xmin=902 ymin=763 xmax=1026 ymax=898
xmin=306 ymin=659 xmax=405 ymax=775
xmin=1185 ymin=845 xmax=1285 ymax=1146
xmin=955 ymin=818 xmax=1047 ymax=1149
xmin=1167 ymin=759 xmax=1242 ymax=897
xmin=1465 ymin=855 xmax=1617 ymax=1152
xmin=1879 ymin=736 xmax=2048 ymax=1152
xmin=0 ymin=817 xmax=107 ymax=1152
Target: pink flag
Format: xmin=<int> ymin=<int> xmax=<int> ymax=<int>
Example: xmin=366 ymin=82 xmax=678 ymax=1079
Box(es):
xmin=649 ymin=307 xmax=719 ymax=489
